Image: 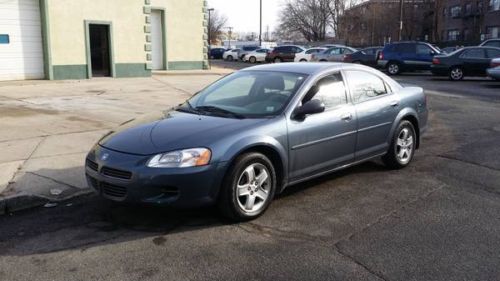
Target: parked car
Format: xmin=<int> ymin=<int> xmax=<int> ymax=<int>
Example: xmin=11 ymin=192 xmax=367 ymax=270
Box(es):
xmin=86 ymin=62 xmax=428 ymax=221
xmin=294 ymin=47 xmax=327 ymax=62
xmin=238 ymin=46 xmax=260 ymax=61
xmin=244 ymin=49 xmax=270 ymax=63
xmin=441 ymin=46 xmax=461 ymax=54
xmin=310 ymin=46 xmax=357 ymax=62
xmin=480 ymin=39 xmax=500 ymax=48
xmin=266 ymin=45 xmax=305 ymax=63
xmin=431 ymin=46 xmax=500 ymax=81
xmin=344 ymin=47 xmax=383 ymax=67
xmin=378 ymin=41 xmax=441 ymax=75
xmin=209 ymin=48 xmax=226 ymax=59
xmin=223 ymin=49 xmax=240 ymax=61
xmin=487 ymin=58 xmax=500 ymax=80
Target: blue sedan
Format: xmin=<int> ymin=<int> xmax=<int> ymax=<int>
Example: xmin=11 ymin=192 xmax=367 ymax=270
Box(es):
xmin=86 ymin=63 xmax=428 ymax=221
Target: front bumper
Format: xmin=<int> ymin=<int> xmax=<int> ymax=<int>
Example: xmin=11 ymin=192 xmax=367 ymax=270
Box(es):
xmin=85 ymin=145 xmax=227 ymax=207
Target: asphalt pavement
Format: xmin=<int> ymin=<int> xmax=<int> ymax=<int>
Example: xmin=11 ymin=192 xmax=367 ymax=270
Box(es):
xmin=1 ymin=62 xmax=500 ymax=281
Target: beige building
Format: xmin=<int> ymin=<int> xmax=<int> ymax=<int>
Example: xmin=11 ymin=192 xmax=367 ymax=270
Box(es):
xmin=0 ymin=0 xmax=208 ymax=81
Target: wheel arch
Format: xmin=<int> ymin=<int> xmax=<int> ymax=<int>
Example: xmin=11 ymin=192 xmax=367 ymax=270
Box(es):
xmin=389 ymin=109 xmax=421 ymax=149
xmin=221 ymin=140 xmax=288 ymax=193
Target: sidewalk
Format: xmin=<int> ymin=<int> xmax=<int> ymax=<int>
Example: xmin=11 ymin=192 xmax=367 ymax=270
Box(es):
xmin=0 ymin=73 xmax=224 ymax=214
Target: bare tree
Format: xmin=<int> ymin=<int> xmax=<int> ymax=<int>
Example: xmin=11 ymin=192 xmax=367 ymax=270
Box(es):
xmin=277 ymin=0 xmax=331 ymax=42
xmin=208 ymin=10 xmax=228 ymax=44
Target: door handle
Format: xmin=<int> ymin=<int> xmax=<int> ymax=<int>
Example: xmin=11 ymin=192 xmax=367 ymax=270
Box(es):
xmin=340 ymin=113 xmax=353 ymax=121
xmin=390 ymin=100 xmax=400 ymax=107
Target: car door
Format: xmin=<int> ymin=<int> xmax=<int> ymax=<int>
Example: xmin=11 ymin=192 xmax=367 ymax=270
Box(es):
xmin=415 ymin=44 xmax=435 ymax=70
xmin=343 ymin=69 xmax=400 ymax=160
xmin=397 ymin=43 xmax=417 ymax=69
xmin=288 ymin=72 xmax=357 ymax=180
xmin=327 ymin=47 xmax=343 ymax=62
xmin=460 ymin=48 xmax=488 ymax=75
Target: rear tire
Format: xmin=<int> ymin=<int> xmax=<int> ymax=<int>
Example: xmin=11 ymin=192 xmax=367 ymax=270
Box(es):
xmin=227 ymin=55 xmax=233 ymax=61
xmin=449 ymin=66 xmax=464 ymax=81
xmin=382 ymin=121 xmax=416 ymax=169
xmin=387 ymin=62 xmax=401 ymax=75
xmin=218 ymin=153 xmax=276 ymax=221
xmin=249 ymin=56 xmax=257 ymax=63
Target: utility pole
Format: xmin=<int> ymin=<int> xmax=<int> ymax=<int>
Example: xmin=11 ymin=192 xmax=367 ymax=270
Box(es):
xmin=227 ymin=26 xmax=233 ymax=48
xmin=259 ymin=0 xmax=262 ymax=46
xmin=398 ymin=0 xmax=403 ymax=41
xmin=207 ymin=8 xmax=214 ymax=47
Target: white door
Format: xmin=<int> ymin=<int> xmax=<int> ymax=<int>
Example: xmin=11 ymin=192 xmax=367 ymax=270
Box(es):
xmin=151 ymin=10 xmax=164 ymax=70
xmin=0 ymin=0 xmax=44 ymax=80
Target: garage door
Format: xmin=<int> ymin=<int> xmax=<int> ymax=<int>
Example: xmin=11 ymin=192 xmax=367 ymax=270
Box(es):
xmin=0 ymin=0 xmax=44 ymax=80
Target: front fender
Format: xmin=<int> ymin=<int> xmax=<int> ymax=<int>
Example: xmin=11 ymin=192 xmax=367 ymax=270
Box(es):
xmin=220 ymin=135 xmax=289 ymax=185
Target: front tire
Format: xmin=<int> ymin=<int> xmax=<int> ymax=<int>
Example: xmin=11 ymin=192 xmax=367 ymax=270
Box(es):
xmin=382 ymin=121 xmax=416 ymax=169
xmin=249 ymin=56 xmax=257 ymax=63
xmin=218 ymin=153 xmax=276 ymax=221
xmin=227 ymin=55 xmax=233 ymax=61
xmin=274 ymin=57 xmax=283 ymax=63
xmin=300 ymin=59 xmax=307 ymax=62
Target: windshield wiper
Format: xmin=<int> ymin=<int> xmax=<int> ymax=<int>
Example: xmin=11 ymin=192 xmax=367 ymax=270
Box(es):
xmin=176 ymin=100 xmax=200 ymax=114
xmin=195 ymin=106 xmax=246 ymax=119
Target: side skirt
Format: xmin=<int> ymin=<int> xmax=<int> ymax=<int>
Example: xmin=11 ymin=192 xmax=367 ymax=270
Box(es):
xmin=283 ymin=152 xmax=387 ymax=190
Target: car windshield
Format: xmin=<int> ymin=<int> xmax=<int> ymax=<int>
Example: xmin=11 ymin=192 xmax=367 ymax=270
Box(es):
xmin=181 ymin=71 xmax=308 ymax=118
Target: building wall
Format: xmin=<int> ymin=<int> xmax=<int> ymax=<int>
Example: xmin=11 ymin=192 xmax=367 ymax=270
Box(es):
xmin=43 ymin=0 xmax=206 ymax=80
xmin=150 ymin=0 xmax=208 ymax=70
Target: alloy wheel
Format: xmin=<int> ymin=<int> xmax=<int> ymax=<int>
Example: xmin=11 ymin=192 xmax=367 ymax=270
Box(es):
xmin=450 ymin=67 xmax=464 ymax=81
xmin=236 ymin=163 xmax=271 ymax=213
xmin=388 ymin=63 xmax=399 ymax=75
xmin=396 ymin=128 xmax=414 ymax=164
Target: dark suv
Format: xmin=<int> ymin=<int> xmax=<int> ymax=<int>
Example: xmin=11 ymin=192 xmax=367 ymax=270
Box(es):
xmin=378 ymin=41 xmax=441 ymax=75
xmin=266 ymin=45 xmax=305 ymax=63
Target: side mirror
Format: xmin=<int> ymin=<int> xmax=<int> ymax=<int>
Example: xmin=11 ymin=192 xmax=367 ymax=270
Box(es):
xmin=293 ymin=99 xmax=325 ymax=120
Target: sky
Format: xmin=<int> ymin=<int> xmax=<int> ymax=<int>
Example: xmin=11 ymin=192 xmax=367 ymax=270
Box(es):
xmin=207 ymin=0 xmax=284 ymax=34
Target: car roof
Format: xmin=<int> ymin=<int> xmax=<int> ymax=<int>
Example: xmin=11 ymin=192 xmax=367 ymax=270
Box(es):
xmin=241 ymin=62 xmax=348 ymax=75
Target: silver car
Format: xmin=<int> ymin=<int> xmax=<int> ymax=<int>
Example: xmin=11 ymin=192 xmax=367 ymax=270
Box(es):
xmin=487 ymin=58 xmax=500 ymax=80
xmin=311 ymin=46 xmax=358 ymax=62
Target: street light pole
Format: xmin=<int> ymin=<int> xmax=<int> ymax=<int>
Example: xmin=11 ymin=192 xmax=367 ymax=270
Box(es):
xmin=227 ymin=26 xmax=233 ymax=48
xmin=207 ymin=8 xmax=214 ymax=48
xmin=398 ymin=0 xmax=403 ymax=41
xmin=259 ymin=0 xmax=262 ymax=47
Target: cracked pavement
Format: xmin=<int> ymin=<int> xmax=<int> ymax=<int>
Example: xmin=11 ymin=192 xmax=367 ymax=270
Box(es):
xmin=1 ymin=68 xmax=500 ymax=280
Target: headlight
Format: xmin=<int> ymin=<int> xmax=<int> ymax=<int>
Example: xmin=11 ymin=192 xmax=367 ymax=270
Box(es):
xmin=147 ymin=148 xmax=211 ymax=168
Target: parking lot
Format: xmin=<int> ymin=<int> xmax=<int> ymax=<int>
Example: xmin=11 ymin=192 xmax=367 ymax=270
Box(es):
xmin=1 ymin=62 xmax=500 ymax=281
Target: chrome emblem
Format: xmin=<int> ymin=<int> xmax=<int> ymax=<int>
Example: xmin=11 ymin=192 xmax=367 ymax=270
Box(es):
xmin=101 ymin=153 xmax=109 ymax=161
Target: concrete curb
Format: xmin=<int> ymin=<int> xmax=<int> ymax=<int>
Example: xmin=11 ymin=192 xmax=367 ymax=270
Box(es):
xmin=0 ymin=189 xmax=93 ymax=215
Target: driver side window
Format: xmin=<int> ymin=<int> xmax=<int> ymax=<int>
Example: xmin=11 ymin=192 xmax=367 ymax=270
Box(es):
xmin=303 ymin=73 xmax=347 ymax=110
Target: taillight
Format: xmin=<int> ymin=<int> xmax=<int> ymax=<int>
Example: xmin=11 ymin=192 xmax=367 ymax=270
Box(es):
xmin=379 ymin=51 xmax=384 ymax=60
xmin=432 ymin=58 xmax=441 ymax=65
xmin=492 ymin=60 xmax=500 ymax=67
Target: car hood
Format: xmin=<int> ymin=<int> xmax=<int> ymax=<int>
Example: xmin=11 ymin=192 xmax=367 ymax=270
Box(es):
xmin=99 ymin=110 xmax=266 ymax=155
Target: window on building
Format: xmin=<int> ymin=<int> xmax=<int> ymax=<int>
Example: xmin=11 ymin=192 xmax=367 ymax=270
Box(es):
xmin=0 ymin=34 xmax=9 ymax=44
xmin=344 ymin=71 xmax=388 ymax=103
xmin=447 ymin=30 xmax=461 ymax=41
xmin=478 ymin=1 xmax=484 ymax=12
xmin=489 ymin=0 xmax=500 ymax=11
xmin=443 ymin=7 xmax=447 ymax=16
xmin=450 ymin=6 xmax=462 ymax=17
xmin=486 ymin=26 xmax=499 ymax=39
xmin=465 ymin=3 xmax=472 ymax=14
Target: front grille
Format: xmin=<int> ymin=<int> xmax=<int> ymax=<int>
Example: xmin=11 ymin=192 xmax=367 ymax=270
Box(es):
xmin=86 ymin=159 xmax=98 ymax=171
xmin=101 ymin=166 xmax=132 ymax=180
xmin=101 ymin=182 xmax=127 ymax=198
